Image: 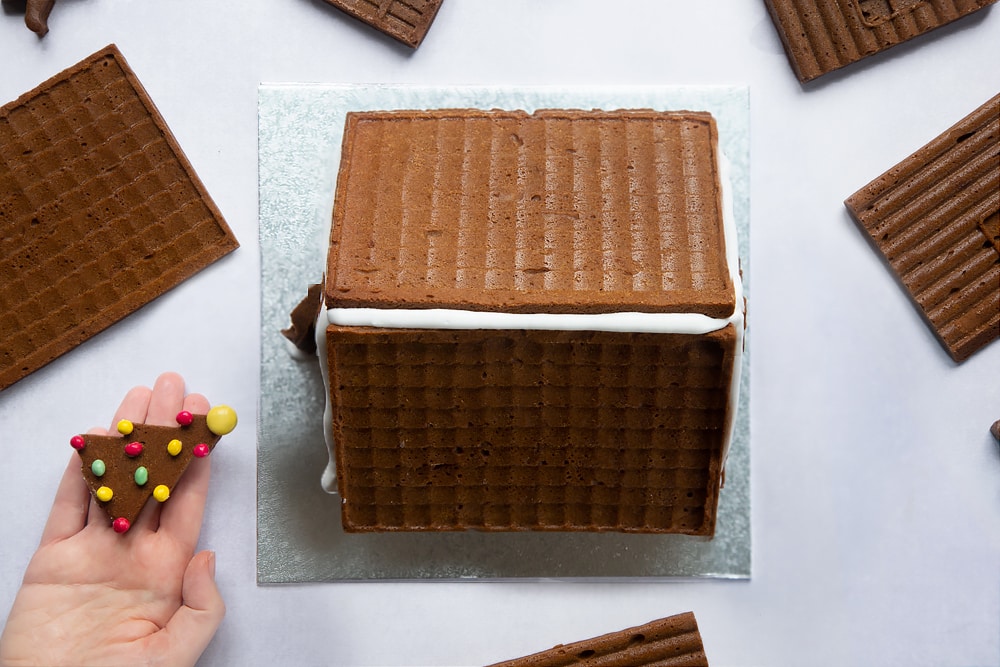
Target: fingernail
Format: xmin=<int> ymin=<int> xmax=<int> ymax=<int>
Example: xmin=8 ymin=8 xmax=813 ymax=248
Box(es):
xmin=207 ymin=550 xmax=217 ymax=578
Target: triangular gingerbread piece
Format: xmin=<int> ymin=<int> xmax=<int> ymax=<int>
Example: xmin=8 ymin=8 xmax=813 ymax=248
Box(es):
xmin=71 ymin=406 xmax=236 ymax=533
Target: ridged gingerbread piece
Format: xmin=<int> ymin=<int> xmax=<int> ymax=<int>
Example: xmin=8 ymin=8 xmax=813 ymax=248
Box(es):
xmin=763 ymin=0 xmax=997 ymax=83
xmin=486 ymin=612 xmax=709 ymax=666
xmin=321 ymin=0 xmax=444 ymax=48
xmin=845 ymin=93 xmax=999 ymax=362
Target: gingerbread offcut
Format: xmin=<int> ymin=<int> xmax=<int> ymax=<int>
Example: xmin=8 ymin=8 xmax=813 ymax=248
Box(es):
xmin=25 ymin=0 xmax=56 ymax=36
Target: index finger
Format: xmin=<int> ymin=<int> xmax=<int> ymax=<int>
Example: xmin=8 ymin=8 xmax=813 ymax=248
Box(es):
xmin=146 ymin=372 xmax=188 ymax=427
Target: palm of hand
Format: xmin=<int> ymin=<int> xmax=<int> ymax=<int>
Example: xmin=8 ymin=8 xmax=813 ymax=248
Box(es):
xmin=0 ymin=374 xmax=224 ymax=667
xmin=9 ymin=530 xmax=194 ymax=664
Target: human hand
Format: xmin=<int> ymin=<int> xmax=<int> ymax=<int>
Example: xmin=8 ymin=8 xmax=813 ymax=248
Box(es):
xmin=0 ymin=372 xmax=225 ymax=667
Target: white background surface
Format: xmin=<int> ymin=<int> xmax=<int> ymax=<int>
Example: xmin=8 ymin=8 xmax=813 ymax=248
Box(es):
xmin=0 ymin=1 xmax=998 ymax=665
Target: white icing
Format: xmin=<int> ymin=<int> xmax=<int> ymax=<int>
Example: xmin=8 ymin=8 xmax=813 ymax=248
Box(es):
xmin=329 ymin=308 xmax=734 ymax=334
xmin=318 ymin=127 xmax=746 ymax=498
xmin=315 ymin=313 xmax=338 ymax=494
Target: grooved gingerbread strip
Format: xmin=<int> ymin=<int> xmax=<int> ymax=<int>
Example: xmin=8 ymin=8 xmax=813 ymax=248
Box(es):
xmin=485 ymin=612 xmax=709 ymax=667
xmin=763 ymin=0 xmax=998 ymax=82
xmin=321 ymin=0 xmax=444 ymax=47
xmin=328 ymin=109 xmax=734 ymax=318
xmin=845 ymin=93 xmax=1000 ymax=361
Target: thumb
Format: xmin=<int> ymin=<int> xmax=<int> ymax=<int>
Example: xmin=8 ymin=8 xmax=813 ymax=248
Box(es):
xmin=161 ymin=551 xmax=226 ymax=666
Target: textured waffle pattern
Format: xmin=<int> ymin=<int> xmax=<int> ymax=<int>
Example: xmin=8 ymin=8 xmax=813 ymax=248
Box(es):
xmin=328 ymin=109 xmax=734 ymax=318
xmin=845 ymin=94 xmax=999 ymax=361
xmin=764 ymin=0 xmax=997 ymax=82
xmin=328 ymin=326 xmax=736 ymax=534
xmin=0 ymin=45 xmax=238 ymax=390
xmin=322 ymin=0 xmax=444 ymax=47
xmin=486 ymin=612 xmax=709 ymax=667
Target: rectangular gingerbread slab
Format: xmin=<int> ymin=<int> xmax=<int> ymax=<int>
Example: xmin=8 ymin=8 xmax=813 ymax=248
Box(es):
xmin=763 ymin=0 xmax=998 ymax=82
xmin=328 ymin=109 xmax=735 ymax=317
xmin=322 ymin=0 xmax=443 ymax=47
xmin=329 ymin=326 xmax=737 ymax=534
xmin=485 ymin=612 xmax=709 ymax=667
xmin=0 ymin=45 xmax=239 ymax=391
xmin=845 ymin=93 xmax=999 ymax=361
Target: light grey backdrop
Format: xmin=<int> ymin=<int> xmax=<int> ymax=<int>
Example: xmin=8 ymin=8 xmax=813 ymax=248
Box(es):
xmin=0 ymin=2 xmax=998 ymax=666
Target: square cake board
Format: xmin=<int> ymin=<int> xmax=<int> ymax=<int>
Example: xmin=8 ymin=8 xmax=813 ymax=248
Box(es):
xmin=258 ymin=84 xmax=750 ymax=582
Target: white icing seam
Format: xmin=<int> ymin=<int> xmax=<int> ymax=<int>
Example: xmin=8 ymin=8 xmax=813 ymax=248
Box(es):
xmin=328 ymin=308 xmax=735 ymax=334
xmin=315 ymin=307 xmax=338 ymax=494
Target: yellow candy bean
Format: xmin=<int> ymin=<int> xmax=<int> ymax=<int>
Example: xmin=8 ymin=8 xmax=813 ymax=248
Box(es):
xmin=153 ymin=484 xmax=170 ymax=502
xmin=167 ymin=439 xmax=183 ymax=456
xmin=96 ymin=486 xmax=113 ymax=502
xmin=117 ymin=420 xmax=134 ymax=435
xmin=206 ymin=405 xmax=238 ymax=436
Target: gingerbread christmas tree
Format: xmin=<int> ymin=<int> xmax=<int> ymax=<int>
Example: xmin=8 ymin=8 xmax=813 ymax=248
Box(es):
xmin=70 ymin=406 xmax=237 ymax=533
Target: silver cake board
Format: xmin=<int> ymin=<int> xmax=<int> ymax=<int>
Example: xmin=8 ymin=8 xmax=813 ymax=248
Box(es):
xmin=258 ymin=84 xmax=750 ymax=582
